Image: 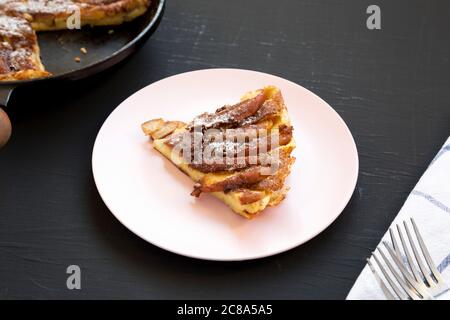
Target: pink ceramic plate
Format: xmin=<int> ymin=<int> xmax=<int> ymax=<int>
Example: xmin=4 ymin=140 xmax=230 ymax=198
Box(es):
xmin=92 ymin=69 xmax=359 ymax=261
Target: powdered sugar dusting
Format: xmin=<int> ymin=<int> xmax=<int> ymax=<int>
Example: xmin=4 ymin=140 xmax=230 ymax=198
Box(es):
xmin=0 ymin=14 xmax=32 ymax=38
xmin=1 ymin=0 xmax=81 ymax=15
xmin=9 ymin=47 xmax=32 ymax=69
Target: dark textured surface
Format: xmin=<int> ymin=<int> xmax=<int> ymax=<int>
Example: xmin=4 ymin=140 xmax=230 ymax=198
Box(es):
xmin=1 ymin=0 xmax=449 ymax=299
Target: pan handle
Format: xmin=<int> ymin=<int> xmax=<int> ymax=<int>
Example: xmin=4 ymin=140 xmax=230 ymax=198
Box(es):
xmin=0 ymin=85 xmax=15 ymax=148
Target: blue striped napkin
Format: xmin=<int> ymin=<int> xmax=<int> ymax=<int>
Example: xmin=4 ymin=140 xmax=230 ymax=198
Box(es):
xmin=347 ymin=137 xmax=450 ymax=300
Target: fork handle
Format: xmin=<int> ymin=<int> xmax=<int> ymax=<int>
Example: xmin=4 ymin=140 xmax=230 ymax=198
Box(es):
xmin=436 ymin=289 xmax=450 ymax=300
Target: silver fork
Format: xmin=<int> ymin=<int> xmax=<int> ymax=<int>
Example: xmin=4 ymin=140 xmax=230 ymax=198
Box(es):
xmin=367 ymin=218 xmax=449 ymax=300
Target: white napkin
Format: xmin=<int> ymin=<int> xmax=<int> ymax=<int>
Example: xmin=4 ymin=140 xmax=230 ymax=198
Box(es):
xmin=347 ymin=137 xmax=450 ymax=300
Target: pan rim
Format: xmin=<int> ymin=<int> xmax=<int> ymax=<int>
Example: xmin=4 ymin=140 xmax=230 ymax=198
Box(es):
xmin=0 ymin=0 xmax=165 ymax=87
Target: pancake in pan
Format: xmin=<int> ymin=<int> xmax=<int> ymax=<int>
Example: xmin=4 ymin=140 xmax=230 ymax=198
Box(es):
xmin=0 ymin=0 xmax=150 ymax=80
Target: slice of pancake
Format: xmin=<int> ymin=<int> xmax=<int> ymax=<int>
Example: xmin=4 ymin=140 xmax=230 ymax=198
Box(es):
xmin=0 ymin=14 xmax=50 ymax=80
xmin=142 ymin=86 xmax=296 ymax=219
xmin=0 ymin=0 xmax=150 ymax=30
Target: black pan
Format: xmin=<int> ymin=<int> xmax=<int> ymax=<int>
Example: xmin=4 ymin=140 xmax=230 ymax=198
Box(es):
xmin=0 ymin=0 xmax=165 ymax=147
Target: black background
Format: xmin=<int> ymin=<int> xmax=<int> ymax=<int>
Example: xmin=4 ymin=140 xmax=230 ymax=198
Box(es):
xmin=1 ymin=0 xmax=449 ymax=299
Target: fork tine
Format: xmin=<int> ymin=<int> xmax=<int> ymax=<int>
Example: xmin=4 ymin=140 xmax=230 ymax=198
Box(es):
xmin=403 ymin=220 xmax=435 ymax=286
xmin=376 ymin=248 xmax=422 ymax=300
xmin=389 ymin=227 xmax=417 ymax=292
xmin=372 ymin=252 xmax=408 ymax=300
xmin=410 ymin=218 xmax=445 ymax=283
xmin=396 ymin=223 xmax=422 ymax=283
xmin=367 ymin=258 xmax=396 ymax=300
xmin=383 ymin=241 xmax=433 ymax=299
xmin=389 ymin=227 xmax=403 ymax=260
